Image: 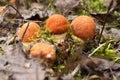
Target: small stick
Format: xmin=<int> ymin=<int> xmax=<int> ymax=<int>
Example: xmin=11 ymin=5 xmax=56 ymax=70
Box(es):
xmin=71 ymin=64 xmax=80 ymax=76
xmin=5 ymin=4 xmax=23 ymax=19
xmin=89 ymin=40 xmax=113 ymax=57
xmin=88 ymin=43 xmax=106 ymax=57
xmin=98 ymin=0 xmax=114 ymax=45
xmin=21 ymin=22 xmax=30 ymax=41
xmin=11 ymin=19 xmax=42 ymax=23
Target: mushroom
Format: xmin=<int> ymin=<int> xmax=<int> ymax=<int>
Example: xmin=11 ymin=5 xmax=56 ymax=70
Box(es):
xmin=30 ymin=42 xmax=56 ymax=63
xmin=45 ymin=14 xmax=69 ymax=43
xmin=45 ymin=14 xmax=69 ymax=34
xmin=70 ymin=16 xmax=96 ymax=41
xmin=18 ymin=22 xmax=41 ymax=43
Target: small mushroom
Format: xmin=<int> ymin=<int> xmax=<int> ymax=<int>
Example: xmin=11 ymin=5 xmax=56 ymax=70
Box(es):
xmin=18 ymin=22 xmax=41 ymax=43
xmin=30 ymin=42 xmax=56 ymax=63
xmin=70 ymin=16 xmax=96 ymax=41
xmin=45 ymin=14 xmax=69 ymax=34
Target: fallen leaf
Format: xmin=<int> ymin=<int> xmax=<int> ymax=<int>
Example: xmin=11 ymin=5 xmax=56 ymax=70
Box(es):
xmin=0 ymin=44 xmax=46 ymax=80
xmin=53 ymin=0 xmax=83 ymax=14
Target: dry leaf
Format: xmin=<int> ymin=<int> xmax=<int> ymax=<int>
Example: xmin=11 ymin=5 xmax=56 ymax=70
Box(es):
xmin=53 ymin=0 xmax=83 ymax=14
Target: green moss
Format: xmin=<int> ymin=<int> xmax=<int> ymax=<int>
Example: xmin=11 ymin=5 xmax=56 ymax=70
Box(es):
xmin=79 ymin=0 xmax=107 ymax=15
xmin=92 ymin=41 xmax=120 ymax=63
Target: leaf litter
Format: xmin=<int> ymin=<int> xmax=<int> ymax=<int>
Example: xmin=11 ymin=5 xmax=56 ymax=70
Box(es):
xmin=0 ymin=0 xmax=120 ymax=80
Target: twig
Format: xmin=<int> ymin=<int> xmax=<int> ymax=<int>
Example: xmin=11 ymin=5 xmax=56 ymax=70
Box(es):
xmin=88 ymin=43 xmax=106 ymax=57
xmin=5 ymin=4 xmax=23 ymax=19
xmin=71 ymin=64 xmax=80 ymax=76
xmin=98 ymin=0 xmax=114 ymax=45
xmin=57 ymin=60 xmax=78 ymax=79
xmin=11 ymin=19 xmax=42 ymax=23
xmin=88 ymin=40 xmax=113 ymax=57
xmin=21 ymin=22 xmax=30 ymax=41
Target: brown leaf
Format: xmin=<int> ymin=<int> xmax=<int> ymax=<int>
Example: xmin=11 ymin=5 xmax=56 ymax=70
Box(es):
xmin=61 ymin=56 xmax=120 ymax=80
xmin=21 ymin=8 xmax=48 ymax=20
xmin=0 ymin=44 xmax=46 ymax=80
xmin=53 ymin=0 xmax=83 ymax=14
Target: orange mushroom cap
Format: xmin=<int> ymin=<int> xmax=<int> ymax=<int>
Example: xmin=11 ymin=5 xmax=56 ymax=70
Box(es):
xmin=30 ymin=42 xmax=56 ymax=63
xmin=18 ymin=22 xmax=41 ymax=43
xmin=45 ymin=14 xmax=69 ymax=34
xmin=70 ymin=16 xmax=96 ymax=41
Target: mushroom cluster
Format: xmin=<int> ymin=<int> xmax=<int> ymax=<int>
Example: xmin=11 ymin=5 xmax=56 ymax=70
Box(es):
xmin=18 ymin=14 xmax=96 ymax=64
